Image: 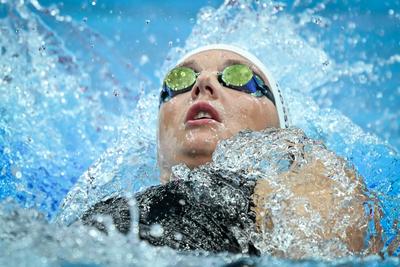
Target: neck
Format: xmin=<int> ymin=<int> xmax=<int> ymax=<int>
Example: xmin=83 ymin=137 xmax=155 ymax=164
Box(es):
xmin=160 ymin=170 xmax=171 ymax=184
xmin=158 ymin=154 xmax=213 ymax=184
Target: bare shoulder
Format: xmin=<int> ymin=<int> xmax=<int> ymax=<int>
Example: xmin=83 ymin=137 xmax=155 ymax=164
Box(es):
xmin=251 ymin=154 xmax=385 ymax=258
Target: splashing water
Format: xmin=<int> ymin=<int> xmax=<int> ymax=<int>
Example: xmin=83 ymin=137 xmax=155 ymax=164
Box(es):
xmin=0 ymin=0 xmax=155 ymax=216
xmin=0 ymin=0 xmax=399 ymax=266
xmin=2 ymin=129 xmax=400 ymax=266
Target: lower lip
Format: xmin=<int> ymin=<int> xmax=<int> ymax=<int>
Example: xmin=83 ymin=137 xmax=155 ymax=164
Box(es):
xmin=185 ymin=119 xmax=218 ymax=127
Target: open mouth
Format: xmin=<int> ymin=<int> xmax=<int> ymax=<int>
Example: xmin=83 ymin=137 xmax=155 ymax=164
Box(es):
xmin=185 ymin=102 xmax=221 ymax=126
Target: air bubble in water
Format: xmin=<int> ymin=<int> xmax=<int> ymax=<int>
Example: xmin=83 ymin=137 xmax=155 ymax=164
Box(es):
xmin=149 ymin=224 xmax=164 ymax=238
xmin=312 ymin=17 xmax=322 ymax=25
xmin=358 ymin=74 xmax=367 ymax=84
xmin=174 ymin=232 xmax=183 ymax=241
xmin=148 ymin=35 xmax=156 ymax=44
xmin=199 ymin=7 xmax=214 ymax=21
xmin=272 ymin=4 xmax=285 ymax=13
xmin=348 ymin=21 xmax=356 ymax=30
xmin=50 ymin=8 xmax=58 ymax=16
xmin=140 ymin=54 xmax=149 ymax=65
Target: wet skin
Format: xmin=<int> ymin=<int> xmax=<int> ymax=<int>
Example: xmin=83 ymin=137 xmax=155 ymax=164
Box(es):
xmin=156 ymin=49 xmax=395 ymax=257
xmin=158 ymin=49 xmax=279 ymax=183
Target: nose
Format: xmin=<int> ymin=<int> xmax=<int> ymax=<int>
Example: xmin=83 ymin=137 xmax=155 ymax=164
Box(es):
xmin=190 ymin=71 xmax=220 ymax=101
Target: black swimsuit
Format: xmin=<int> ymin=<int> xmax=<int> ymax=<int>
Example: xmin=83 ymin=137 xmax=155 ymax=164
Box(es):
xmin=81 ymin=174 xmax=260 ymax=255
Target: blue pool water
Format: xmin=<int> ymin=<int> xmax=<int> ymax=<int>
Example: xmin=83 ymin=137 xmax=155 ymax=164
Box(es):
xmin=0 ymin=0 xmax=399 ymax=266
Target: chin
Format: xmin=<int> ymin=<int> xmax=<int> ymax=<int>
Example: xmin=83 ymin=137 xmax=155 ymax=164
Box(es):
xmin=184 ymin=155 xmax=213 ymax=169
xmin=182 ymin=135 xmax=218 ymax=157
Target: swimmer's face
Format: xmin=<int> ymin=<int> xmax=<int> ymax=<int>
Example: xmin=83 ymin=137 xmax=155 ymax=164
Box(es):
xmin=158 ymin=49 xmax=279 ymax=183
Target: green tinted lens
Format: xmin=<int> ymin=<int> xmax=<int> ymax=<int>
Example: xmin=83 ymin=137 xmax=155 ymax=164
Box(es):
xmin=222 ymin=64 xmax=253 ymax=86
xmin=164 ymin=66 xmax=196 ymax=91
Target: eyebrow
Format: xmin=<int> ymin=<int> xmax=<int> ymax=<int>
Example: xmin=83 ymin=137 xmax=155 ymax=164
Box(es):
xmin=177 ymin=59 xmax=201 ymax=71
xmin=222 ymin=58 xmax=251 ymax=68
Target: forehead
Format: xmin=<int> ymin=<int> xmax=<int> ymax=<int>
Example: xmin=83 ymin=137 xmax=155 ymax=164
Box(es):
xmin=176 ymin=49 xmax=270 ymax=86
xmin=178 ymin=49 xmax=264 ymax=76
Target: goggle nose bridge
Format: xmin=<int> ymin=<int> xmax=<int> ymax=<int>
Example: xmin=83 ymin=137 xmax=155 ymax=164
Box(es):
xmin=192 ymin=70 xmax=223 ymax=78
xmin=185 ymin=71 xmax=226 ymax=93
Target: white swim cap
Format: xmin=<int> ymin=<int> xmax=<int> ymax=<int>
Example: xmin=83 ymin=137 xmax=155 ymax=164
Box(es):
xmin=176 ymin=44 xmax=289 ymax=129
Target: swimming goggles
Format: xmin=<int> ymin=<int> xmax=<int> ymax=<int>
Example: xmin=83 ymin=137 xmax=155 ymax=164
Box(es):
xmin=159 ymin=64 xmax=276 ymax=106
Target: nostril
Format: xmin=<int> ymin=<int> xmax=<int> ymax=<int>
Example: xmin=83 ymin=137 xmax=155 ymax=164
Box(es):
xmin=205 ymin=86 xmax=214 ymax=94
xmin=193 ymin=86 xmax=200 ymax=96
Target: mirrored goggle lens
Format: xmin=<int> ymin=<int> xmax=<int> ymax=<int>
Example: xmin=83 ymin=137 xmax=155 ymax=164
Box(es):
xmin=221 ymin=64 xmax=253 ymax=87
xmin=164 ymin=66 xmax=196 ymax=91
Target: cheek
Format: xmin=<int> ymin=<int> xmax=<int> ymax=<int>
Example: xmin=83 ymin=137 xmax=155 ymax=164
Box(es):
xmin=158 ymin=97 xmax=189 ymax=143
xmin=247 ymin=101 xmax=270 ymax=129
xmin=158 ymin=108 xmax=170 ymax=134
xmin=158 ymin=107 xmax=180 ymax=165
xmin=159 ymin=96 xmax=185 ymax=127
xmin=224 ymin=97 xmax=271 ymax=132
xmin=158 ymin=106 xmax=178 ymax=143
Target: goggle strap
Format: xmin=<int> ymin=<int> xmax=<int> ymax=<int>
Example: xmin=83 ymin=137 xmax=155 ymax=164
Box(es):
xmin=253 ymin=76 xmax=276 ymax=105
